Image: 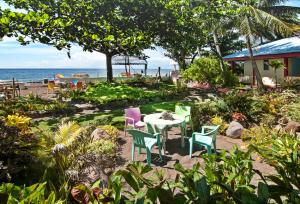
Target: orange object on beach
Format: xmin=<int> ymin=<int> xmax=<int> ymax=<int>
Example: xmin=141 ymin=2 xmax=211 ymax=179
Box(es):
xmin=77 ymin=81 xmax=83 ymax=90
xmin=56 ymin=74 xmax=64 ymax=79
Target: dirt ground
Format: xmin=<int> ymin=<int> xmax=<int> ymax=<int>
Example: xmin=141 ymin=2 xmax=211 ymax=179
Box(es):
xmin=117 ymin=127 xmax=274 ymax=183
xmin=20 ymin=84 xmax=50 ymax=98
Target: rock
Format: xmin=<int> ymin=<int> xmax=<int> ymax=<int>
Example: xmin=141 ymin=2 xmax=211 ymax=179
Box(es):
xmin=226 ymin=121 xmax=244 ymax=139
xmin=278 ymin=117 xmax=289 ymax=126
xmin=284 ymin=121 xmax=300 ymax=134
xmin=91 ymin=128 xmax=110 ymax=140
xmin=275 ymin=124 xmax=283 ymax=131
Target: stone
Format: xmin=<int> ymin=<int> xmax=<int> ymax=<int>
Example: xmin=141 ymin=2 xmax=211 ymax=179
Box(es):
xmin=275 ymin=124 xmax=283 ymax=131
xmin=284 ymin=121 xmax=300 ymax=134
xmin=91 ymin=128 xmax=110 ymax=140
xmin=226 ymin=121 xmax=244 ymax=139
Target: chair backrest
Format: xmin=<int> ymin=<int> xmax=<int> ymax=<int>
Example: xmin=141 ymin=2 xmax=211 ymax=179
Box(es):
xmin=203 ymin=125 xmax=220 ymax=142
xmin=70 ymin=82 xmax=76 ymax=90
xmin=146 ymin=122 xmax=159 ymax=134
xmin=77 ymin=81 xmax=83 ymax=90
xmin=175 ymin=105 xmax=191 ymax=122
xmin=127 ymin=129 xmax=151 ymax=148
xmin=48 ymin=81 xmax=55 ymax=90
xmin=125 ymin=107 xmax=142 ymax=124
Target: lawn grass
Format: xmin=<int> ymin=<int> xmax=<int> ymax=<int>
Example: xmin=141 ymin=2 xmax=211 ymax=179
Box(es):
xmin=32 ymin=100 xmax=186 ymax=134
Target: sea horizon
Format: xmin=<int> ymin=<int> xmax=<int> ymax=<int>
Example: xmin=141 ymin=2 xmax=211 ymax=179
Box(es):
xmin=0 ymin=68 xmax=173 ymax=82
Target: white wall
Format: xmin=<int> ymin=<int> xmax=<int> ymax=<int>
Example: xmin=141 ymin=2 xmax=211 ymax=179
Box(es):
xmin=242 ymin=59 xmax=285 ymax=84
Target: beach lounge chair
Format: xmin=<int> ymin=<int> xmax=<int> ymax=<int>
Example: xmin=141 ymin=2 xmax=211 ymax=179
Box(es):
xmin=126 ymin=129 xmax=162 ymax=165
xmin=175 ymin=105 xmax=192 ymax=136
xmin=124 ymin=107 xmax=145 ymax=136
xmin=189 ymin=125 xmax=220 ymax=158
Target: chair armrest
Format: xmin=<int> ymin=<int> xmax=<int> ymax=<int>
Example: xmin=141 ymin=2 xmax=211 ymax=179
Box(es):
xmin=194 ymin=131 xmax=212 ymax=137
xmin=141 ymin=114 xmax=146 ymax=121
xmin=184 ymin=115 xmax=191 ymax=122
xmin=201 ymin=126 xmax=214 ymax=132
xmin=125 ymin=117 xmax=135 ymax=125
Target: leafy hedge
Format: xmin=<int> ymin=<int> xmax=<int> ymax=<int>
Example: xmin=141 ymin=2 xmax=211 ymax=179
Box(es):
xmin=191 ymin=90 xmax=299 ymax=130
xmin=70 ymin=82 xmax=183 ymax=106
xmin=0 ymin=96 xmax=77 ymax=117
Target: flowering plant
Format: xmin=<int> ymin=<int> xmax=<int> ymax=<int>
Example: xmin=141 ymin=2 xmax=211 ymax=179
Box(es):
xmin=232 ymin=112 xmax=246 ymax=122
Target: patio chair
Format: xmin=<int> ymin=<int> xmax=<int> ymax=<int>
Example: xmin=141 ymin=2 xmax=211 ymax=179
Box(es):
xmin=146 ymin=122 xmax=160 ymax=135
xmin=189 ymin=125 xmax=220 ymax=158
xmin=175 ymin=105 xmax=192 ymax=136
xmin=77 ymin=81 xmax=84 ymax=90
xmin=124 ymin=107 xmax=145 ymax=136
xmin=127 ymin=129 xmax=162 ymax=165
xmin=47 ymin=81 xmax=60 ymax=95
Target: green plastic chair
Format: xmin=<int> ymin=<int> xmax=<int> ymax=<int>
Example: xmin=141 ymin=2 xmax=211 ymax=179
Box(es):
xmin=127 ymin=129 xmax=162 ymax=165
xmin=175 ymin=105 xmax=192 ymax=136
xmin=189 ymin=125 xmax=220 ymax=158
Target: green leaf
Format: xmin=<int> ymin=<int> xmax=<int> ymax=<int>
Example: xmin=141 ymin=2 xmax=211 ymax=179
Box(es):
xmin=257 ymin=182 xmax=269 ymax=203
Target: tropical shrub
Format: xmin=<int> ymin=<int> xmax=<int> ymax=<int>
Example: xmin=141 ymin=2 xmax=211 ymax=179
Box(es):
xmin=0 ymin=116 xmax=41 ymax=184
xmin=182 ymin=57 xmax=239 ymax=87
xmin=191 ymin=100 xmax=221 ymax=130
xmin=210 ymin=116 xmax=228 ymax=134
xmin=281 ymin=98 xmax=300 ymax=122
xmin=45 ymin=122 xmax=119 ymax=186
xmin=203 ymin=147 xmax=255 ymax=201
xmin=5 ymin=113 xmax=31 ymax=132
xmin=70 ymin=82 xmax=181 ymax=106
xmin=249 ymin=129 xmax=300 ymax=203
xmin=0 ymin=96 xmax=76 ymax=117
xmin=0 ymin=182 xmax=63 ymax=203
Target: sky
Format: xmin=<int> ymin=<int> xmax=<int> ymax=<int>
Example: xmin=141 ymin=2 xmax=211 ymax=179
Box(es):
xmin=0 ymin=0 xmax=299 ymax=69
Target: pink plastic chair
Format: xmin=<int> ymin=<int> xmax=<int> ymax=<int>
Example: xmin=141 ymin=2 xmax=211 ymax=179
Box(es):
xmin=124 ymin=107 xmax=145 ymax=136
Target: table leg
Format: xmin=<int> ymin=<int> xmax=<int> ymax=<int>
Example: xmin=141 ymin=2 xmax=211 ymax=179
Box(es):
xmin=162 ymin=128 xmax=168 ymax=155
xmin=180 ymin=125 xmax=185 ymax=148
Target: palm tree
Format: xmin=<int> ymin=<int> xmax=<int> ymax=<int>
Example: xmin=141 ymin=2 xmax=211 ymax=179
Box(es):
xmin=270 ymin=60 xmax=284 ymax=88
xmin=234 ymin=0 xmax=299 ymax=89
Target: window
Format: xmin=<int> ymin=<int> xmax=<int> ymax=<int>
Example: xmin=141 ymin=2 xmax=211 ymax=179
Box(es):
xmin=263 ymin=60 xmax=269 ymax=71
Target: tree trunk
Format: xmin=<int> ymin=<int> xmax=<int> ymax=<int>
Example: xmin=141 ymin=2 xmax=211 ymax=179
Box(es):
xmin=179 ymin=50 xmax=187 ymax=71
xmin=246 ymin=35 xmax=265 ymax=89
xmin=106 ymin=54 xmax=113 ymax=83
xmin=212 ymin=30 xmax=228 ymax=86
xmin=275 ymin=68 xmax=277 ymax=89
xmin=212 ymin=30 xmax=225 ymax=72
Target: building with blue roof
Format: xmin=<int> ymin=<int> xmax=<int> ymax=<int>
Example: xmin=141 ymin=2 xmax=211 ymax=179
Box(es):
xmin=223 ymin=37 xmax=300 ymax=84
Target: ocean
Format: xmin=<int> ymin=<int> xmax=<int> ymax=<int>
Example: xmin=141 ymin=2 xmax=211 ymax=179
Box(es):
xmin=0 ymin=68 xmax=173 ymax=82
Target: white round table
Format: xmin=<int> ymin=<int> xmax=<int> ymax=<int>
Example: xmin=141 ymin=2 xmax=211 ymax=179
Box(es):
xmin=144 ymin=113 xmax=185 ymax=154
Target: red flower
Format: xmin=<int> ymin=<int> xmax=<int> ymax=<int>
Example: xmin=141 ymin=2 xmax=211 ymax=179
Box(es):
xmin=232 ymin=112 xmax=246 ymax=122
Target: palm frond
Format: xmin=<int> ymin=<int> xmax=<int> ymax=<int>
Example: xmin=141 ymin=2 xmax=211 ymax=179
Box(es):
xmin=54 ymin=121 xmax=82 ymax=146
xmin=257 ymin=0 xmax=288 ymax=7
xmin=239 ymin=16 xmax=252 ymax=36
xmin=249 ymin=6 xmax=296 ymax=37
xmin=262 ymin=6 xmax=300 ymax=15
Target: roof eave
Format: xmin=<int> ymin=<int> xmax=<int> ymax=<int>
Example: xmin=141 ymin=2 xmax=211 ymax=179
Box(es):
xmin=224 ymin=52 xmax=300 ymax=61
